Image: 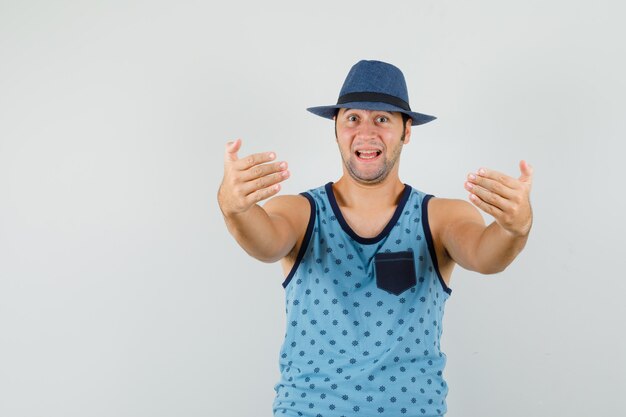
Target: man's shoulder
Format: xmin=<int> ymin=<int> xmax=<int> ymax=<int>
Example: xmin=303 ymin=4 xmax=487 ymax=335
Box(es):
xmin=256 ymin=195 xmax=312 ymax=249
xmin=262 ymin=193 xmax=312 ymax=212
xmin=428 ymin=196 xmax=472 ymax=210
xmin=427 ymin=196 xmax=483 ymax=225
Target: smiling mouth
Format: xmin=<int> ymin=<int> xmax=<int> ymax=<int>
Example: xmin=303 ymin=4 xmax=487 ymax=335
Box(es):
xmin=355 ymin=150 xmax=382 ymax=160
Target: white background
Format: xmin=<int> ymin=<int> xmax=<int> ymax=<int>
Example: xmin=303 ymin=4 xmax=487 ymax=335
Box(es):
xmin=1 ymin=1 xmax=624 ymax=416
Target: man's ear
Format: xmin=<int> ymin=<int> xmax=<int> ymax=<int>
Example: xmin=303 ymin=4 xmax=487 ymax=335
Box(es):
xmin=403 ymin=119 xmax=412 ymax=144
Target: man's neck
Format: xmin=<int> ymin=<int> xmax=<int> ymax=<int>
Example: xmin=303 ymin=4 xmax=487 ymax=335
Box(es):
xmin=332 ymin=175 xmax=406 ymax=210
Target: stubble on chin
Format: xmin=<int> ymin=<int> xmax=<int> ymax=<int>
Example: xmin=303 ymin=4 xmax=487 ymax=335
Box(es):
xmin=344 ymin=157 xmax=389 ymax=185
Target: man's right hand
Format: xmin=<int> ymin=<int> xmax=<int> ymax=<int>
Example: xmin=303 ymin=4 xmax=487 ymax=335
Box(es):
xmin=218 ymin=138 xmax=290 ymax=217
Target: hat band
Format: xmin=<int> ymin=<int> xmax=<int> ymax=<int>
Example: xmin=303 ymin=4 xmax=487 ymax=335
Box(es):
xmin=337 ymin=92 xmax=411 ymax=111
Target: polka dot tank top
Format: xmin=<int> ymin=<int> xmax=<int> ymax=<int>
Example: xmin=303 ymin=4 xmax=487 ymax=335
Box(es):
xmin=273 ymin=182 xmax=453 ymax=417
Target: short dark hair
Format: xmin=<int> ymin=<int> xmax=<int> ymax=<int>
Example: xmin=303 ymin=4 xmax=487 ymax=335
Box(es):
xmin=400 ymin=112 xmax=410 ymax=126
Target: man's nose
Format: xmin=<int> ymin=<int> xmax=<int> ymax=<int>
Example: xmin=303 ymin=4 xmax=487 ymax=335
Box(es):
xmin=355 ymin=118 xmax=379 ymax=138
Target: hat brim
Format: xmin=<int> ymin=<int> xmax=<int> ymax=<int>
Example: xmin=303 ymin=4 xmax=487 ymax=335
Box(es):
xmin=307 ymin=101 xmax=436 ymax=126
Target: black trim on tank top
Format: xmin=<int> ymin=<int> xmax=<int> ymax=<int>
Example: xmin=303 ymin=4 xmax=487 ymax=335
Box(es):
xmin=282 ymin=192 xmax=316 ymax=289
xmin=422 ymin=194 xmax=452 ymax=295
xmin=324 ymin=181 xmax=411 ymax=245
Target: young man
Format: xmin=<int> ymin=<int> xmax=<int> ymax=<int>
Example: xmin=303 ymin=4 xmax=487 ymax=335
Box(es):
xmin=218 ymin=60 xmax=533 ymax=416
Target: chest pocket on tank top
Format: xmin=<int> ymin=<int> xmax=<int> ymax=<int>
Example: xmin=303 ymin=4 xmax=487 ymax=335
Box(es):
xmin=374 ymin=251 xmax=417 ymax=296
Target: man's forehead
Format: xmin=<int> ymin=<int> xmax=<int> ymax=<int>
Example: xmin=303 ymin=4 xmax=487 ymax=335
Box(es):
xmin=338 ymin=108 xmax=398 ymax=116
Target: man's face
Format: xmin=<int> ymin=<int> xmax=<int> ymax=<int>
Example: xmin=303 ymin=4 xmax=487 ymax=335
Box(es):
xmin=334 ymin=108 xmax=411 ymax=185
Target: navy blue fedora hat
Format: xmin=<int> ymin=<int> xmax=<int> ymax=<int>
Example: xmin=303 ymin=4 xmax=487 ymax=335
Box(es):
xmin=307 ymin=60 xmax=436 ymax=126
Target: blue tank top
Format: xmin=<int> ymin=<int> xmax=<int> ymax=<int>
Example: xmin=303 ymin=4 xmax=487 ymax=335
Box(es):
xmin=272 ymin=182 xmax=453 ymax=417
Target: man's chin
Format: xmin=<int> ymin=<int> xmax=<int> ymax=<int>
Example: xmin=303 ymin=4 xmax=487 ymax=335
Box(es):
xmin=347 ymin=165 xmax=389 ymax=185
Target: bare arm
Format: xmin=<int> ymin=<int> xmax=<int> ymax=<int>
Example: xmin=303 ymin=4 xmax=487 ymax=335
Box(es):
xmin=440 ymin=160 xmax=534 ymax=274
xmin=218 ymin=139 xmax=307 ymax=263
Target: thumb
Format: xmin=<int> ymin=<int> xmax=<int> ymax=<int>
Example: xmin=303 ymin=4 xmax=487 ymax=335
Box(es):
xmin=518 ymin=160 xmax=533 ymax=183
xmin=225 ymin=138 xmax=242 ymax=162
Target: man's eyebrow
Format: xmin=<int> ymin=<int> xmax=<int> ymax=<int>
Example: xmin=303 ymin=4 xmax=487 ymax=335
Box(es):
xmin=340 ymin=108 xmax=394 ymax=116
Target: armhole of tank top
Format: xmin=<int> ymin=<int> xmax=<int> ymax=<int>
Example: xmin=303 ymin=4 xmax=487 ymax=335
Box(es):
xmin=281 ymin=192 xmax=316 ymax=289
xmin=422 ymin=194 xmax=453 ymax=295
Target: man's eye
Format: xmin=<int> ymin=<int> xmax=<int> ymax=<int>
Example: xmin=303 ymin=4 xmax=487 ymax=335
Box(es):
xmin=377 ymin=116 xmax=388 ymax=123
xmin=348 ymin=115 xmax=358 ymax=122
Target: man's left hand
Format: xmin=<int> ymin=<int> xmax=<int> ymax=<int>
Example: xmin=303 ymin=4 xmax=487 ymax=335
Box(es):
xmin=464 ymin=160 xmax=534 ymax=237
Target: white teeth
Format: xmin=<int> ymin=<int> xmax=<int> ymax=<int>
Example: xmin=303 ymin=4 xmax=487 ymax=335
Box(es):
xmin=357 ymin=150 xmax=381 ymax=159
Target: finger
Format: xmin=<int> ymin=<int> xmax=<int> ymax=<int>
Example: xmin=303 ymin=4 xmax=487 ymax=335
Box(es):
xmin=240 ymin=160 xmax=288 ymax=182
xmin=225 ymin=138 xmax=242 ymax=162
xmin=467 ymin=173 xmax=516 ymax=200
xmin=235 ymin=151 xmax=276 ymax=171
xmin=245 ymin=183 xmax=282 ymax=205
xmin=465 ymin=182 xmax=511 ymax=212
xmin=468 ymin=192 xmax=504 ymax=218
xmin=476 ymin=167 xmax=519 ymax=190
xmin=241 ymin=169 xmax=290 ymax=195
xmin=518 ymin=160 xmax=533 ymax=184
